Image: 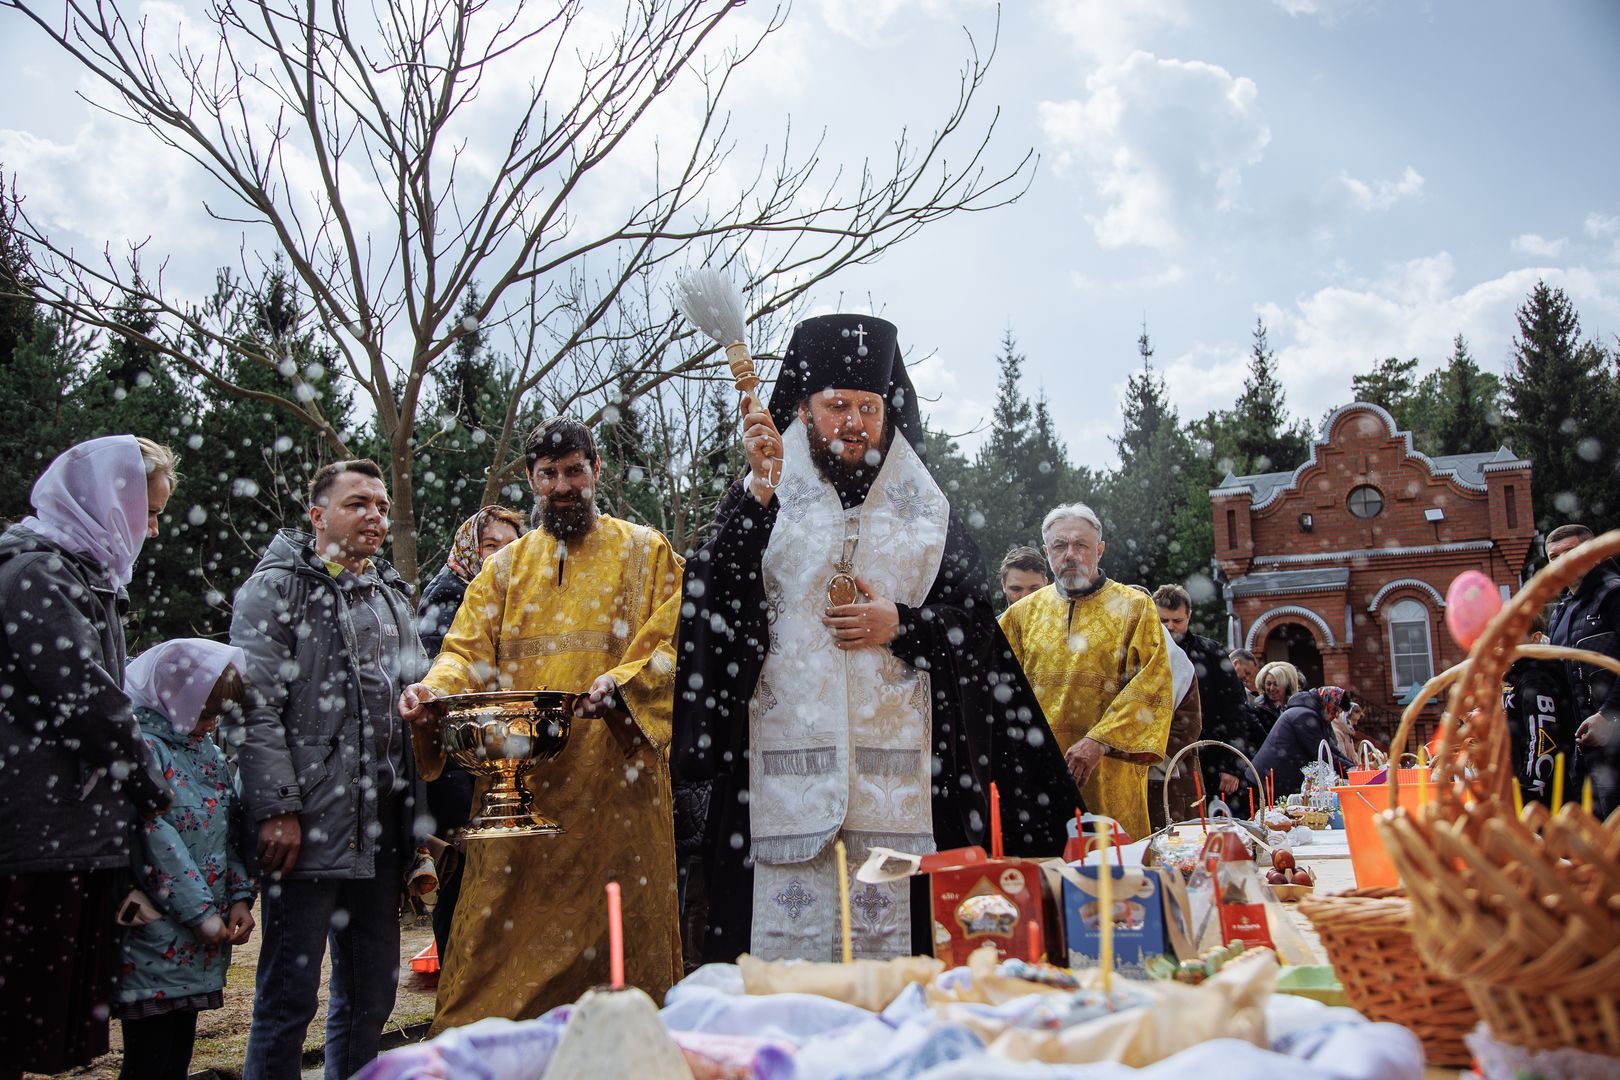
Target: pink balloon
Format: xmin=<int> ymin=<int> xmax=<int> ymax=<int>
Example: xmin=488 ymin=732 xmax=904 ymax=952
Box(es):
xmin=1445 ymin=570 xmax=1503 ymax=650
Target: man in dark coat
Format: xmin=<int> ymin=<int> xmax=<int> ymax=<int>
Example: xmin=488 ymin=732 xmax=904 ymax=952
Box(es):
xmin=1545 ymin=523 xmax=1620 ymax=815
xmin=1153 ymin=585 xmax=1264 ymax=804
xmin=672 ymin=314 xmax=1080 ymax=963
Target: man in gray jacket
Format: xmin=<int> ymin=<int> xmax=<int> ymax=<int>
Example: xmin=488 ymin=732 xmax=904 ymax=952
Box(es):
xmin=229 ymin=459 xmax=427 ymax=1080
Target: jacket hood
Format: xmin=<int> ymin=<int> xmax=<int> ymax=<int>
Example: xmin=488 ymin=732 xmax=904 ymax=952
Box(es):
xmin=253 ymin=528 xmax=412 ymax=595
xmin=1283 ymin=689 xmax=1322 ymax=714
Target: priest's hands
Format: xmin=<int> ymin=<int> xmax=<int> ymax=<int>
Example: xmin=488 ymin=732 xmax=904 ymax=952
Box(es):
xmin=399 ymin=683 xmax=444 ymax=731
xmin=740 ymin=394 xmax=783 ymax=506
xmin=823 ymin=575 xmax=900 ymax=650
xmin=577 ymin=674 xmax=647 ymax=760
xmin=1065 ymin=737 xmax=1108 ymax=788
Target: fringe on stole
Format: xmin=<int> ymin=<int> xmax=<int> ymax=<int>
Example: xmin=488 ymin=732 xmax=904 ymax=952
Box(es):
xmin=758 ymin=746 xmax=838 ymax=776
xmin=852 ymin=747 xmax=923 ymax=776
xmin=752 ymin=829 xmax=838 ymax=865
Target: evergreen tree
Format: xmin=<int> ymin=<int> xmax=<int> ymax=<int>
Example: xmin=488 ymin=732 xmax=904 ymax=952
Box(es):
xmin=1101 ymin=327 xmax=1206 ymax=596
xmin=1432 ymin=334 xmax=1504 ymax=454
xmin=1504 ymin=281 xmax=1620 ymax=529
xmin=1230 ymin=318 xmax=1310 ymax=473
xmin=968 ymin=330 xmax=1037 ymax=561
xmin=75 ymin=290 xmax=207 ymax=646
xmin=1025 ymin=391 xmax=1074 ymax=526
xmin=1351 ymin=356 xmax=1421 ymax=421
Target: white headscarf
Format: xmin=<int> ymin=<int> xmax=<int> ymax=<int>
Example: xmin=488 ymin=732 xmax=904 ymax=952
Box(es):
xmin=125 ymin=639 xmax=246 ymax=735
xmin=20 ymin=435 xmax=150 ymax=588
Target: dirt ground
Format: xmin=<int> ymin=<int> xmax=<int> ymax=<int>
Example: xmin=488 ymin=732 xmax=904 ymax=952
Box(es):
xmin=31 ymin=910 xmax=439 ymax=1080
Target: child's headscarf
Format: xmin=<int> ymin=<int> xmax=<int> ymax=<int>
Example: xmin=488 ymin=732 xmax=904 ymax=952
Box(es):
xmin=125 ymin=639 xmax=246 ymax=735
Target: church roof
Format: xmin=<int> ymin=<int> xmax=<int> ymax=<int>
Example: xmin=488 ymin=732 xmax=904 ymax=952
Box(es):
xmin=1211 ymin=404 xmax=1530 ymax=510
xmin=1228 ymin=567 xmax=1351 ymax=597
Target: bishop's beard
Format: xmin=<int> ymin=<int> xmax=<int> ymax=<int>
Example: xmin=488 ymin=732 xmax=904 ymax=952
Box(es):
xmin=806 ymin=426 xmax=886 ymax=502
xmin=537 ymin=492 xmax=597 ymax=540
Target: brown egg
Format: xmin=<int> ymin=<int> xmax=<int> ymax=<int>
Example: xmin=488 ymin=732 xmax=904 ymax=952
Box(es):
xmin=1272 ymin=850 xmax=1296 ymax=872
xmin=1291 ymin=868 xmax=1312 ymax=886
xmin=1265 ymin=868 xmax=1287 ymax=885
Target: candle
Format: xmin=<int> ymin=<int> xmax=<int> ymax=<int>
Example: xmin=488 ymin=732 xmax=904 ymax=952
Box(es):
xmin=1553 ymin=753 xmax=1566 ymax=810
xmin=1583 ymin=777 xmax=1594 ymax=816
xmin=1248 ymin=788 xmax=1255 ymax=821
xmin=1027 ymin=919 xmax=1043 ymax=963
xmin=835 ymin=840 xmax=852 ymax=964
xmin=605 ymin=881 xmax=624 ymax=990
xmin=1095 ymin=818 xmax=1113 ymax=993
xmin=1194 ymin=769 xmax=1207 ymax=832
xmin=990 ymin=781 xmax=1003 ymax=859
xmin=1417 ymin=753 xmax=1428 ymax=807
xmin=1512 ymin=778 xmax=1524 ymax=819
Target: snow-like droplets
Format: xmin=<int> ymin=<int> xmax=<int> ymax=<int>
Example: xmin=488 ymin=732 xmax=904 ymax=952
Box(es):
xmin=187 ymin=505 xmax=208 ymax=527
xmin=1184 ymin=573 xmax=1216 ymax=604
xmin=273 ymin=435 xmax=294 ymax=453
xmin=1578 ymin=437 xmax=1603 ymax=463
xmin=232 ymin=478 xmax=261 ymax=498
xmin=330 ymin=908 xmax=351 ymax=931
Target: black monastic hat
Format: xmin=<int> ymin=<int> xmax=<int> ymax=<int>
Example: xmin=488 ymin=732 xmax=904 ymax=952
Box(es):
xmin=768 ymin=314 xmax=927 ymax=460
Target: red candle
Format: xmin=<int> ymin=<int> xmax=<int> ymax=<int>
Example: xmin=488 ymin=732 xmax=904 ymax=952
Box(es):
xmin=990 ymin=781 xmax=1003 ymax=859
xmin=1194 ymin=769 xmax=1207 ymax=830
xmin=1027 ymin=918 xmax=1043 ymax=962
xmin=1248 ymin=788 xmax=1255 ymax=820
xmin=605 ymin=881 xmax=624 ymax=990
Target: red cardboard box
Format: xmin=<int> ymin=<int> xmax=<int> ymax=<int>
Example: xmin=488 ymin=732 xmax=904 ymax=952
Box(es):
xmin=856 ymin=845 xmax=1053 ymax=965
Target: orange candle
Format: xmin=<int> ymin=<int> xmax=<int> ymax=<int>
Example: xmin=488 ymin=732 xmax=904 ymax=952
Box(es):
xmin=990 ymin=781 xmax=1003 ymax=859
xmin=605 ymin=881 xmax=624 ymax=989
xmin=1027 ymin=918 xmax=1043 ymax=963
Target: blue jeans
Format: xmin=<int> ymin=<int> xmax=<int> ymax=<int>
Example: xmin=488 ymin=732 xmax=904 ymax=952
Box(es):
xmin=242 ymin=829 xmax=402 ymax=1080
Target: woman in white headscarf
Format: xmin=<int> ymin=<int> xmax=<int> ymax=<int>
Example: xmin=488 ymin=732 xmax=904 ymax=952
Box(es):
xmin=0 ymin=434 xmax=180 ymax=1075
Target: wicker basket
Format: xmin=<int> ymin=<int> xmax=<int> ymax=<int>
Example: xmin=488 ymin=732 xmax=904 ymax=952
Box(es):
xmin=1376 ymin=530 xmax=1620 ymax=1056
xmin=1298 ymin=887 xmax=1478 ymax=1066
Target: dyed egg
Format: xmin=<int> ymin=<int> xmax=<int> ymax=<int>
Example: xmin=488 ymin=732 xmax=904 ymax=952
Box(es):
xmin=1445 ymin=570 xmax=1502 ymax=649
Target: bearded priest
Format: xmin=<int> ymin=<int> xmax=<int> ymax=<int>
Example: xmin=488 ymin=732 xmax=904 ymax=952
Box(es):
xmin=673 ymin=314 xmax=1080 ymax=964
xmin=399 ymin=417 xmax=683 ymax=1030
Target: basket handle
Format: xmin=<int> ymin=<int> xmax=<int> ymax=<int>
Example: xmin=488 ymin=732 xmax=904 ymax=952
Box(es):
xmin=1385 ymin=528 xmax=1620 ymax=811
xmin=1161 ymin=738 xmax=1264 ymax=825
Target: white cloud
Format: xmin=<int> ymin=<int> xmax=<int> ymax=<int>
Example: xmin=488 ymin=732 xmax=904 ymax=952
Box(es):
xmin=1041 ymin=0 xmax=1188 ymax=64
xmin=1586 ymin=211 xmax=1620 ymax=261
xmin=1257 ymin=253 xmax=1620 ymax=424
xmin=1337 ymin=166 xmax=1425 ymax=212
xmin=1038 ymin=51 xmax=1270 ymax=249
xmin=813 ymin=0 xmax=995 ymax=38
xmin=906 ymin=348 xmax=987 ymax=445
xmin=1069 ymin=263 xmax=1185 ymax=291
xmin=1511 ymin=233 xmax=1568 ymax=258
xmin=1268 ymin=0 xmax=1368 ymax=22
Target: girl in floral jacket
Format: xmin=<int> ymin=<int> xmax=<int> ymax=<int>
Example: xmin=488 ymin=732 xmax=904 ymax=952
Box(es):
xmin=117 ymin=640 xmax=257 ymax=1080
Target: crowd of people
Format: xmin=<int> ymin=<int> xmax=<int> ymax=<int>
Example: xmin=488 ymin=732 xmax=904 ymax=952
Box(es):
xmin=3 ymin=314 xmax=1619 ymax=1080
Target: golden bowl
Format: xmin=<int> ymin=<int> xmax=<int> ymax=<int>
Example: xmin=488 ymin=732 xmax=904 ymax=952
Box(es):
xmin=439 ymin=689 xmax=580 ymax=839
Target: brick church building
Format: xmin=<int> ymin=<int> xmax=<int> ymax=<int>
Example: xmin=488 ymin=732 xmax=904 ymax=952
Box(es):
xmin=1210 ymin=402 xmax=1535 ymax=740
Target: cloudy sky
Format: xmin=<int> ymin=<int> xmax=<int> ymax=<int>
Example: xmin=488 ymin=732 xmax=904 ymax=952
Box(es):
xmin=3 ymin=0 xmax=1618 ymax=469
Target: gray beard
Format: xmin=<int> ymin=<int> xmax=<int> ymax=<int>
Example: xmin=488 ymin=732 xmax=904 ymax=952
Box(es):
xmin=538 ymin=498 xmax=596 ymax=541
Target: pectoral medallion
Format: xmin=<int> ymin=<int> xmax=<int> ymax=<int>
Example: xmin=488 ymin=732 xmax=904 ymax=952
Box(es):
xmin=826 ymin=569 xmax=859 ymax=608
xmin=825 ymin=521 xmax=862 ymax=610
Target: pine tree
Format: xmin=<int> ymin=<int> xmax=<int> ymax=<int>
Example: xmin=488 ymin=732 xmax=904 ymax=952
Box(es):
xmin=1504 ymin=281 xmax=1620 ymax=529
xmin=1102 ymin=327 xmax=1205 ymax=594
xmin=1432 ymin=335 xmax=1503 ymax=454
xmin=1351 ymin=356 xmax=1421 ymax=421
xmin=967 ymin=330 xmax=1038 ymax=562
xmin=1231 ymin=318 xmax=1310 ymax=473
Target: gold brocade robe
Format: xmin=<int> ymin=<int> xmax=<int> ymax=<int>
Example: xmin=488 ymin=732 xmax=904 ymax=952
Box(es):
xmin=999 ymin=580 xmax=1173 ymax=840
xmin=414 ymin=515 xmax=683 ymax=1032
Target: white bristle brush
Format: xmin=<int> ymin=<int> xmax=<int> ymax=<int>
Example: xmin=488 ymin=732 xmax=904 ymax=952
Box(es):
xmin=676 ymin=269 xmax=780 ymax=486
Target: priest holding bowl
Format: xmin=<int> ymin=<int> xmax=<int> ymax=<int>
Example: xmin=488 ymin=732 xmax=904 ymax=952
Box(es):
xmin=398 ymin=416 xmax=684 ymax=1031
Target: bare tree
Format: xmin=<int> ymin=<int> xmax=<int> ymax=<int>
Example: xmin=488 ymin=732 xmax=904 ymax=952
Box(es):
xmin=1 ymin=0 xmax=1033 ymax=579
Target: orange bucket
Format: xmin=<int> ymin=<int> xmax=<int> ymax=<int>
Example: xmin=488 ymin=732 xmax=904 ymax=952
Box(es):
xmin=1346 ymin=767 xmax=1429 ymax=787
xmin=1334 ymin=781 xmax=1435 ymax=887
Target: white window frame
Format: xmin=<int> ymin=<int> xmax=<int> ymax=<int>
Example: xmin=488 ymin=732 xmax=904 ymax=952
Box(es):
xmin=1386 ymin=597 xmax=1434 ymax=695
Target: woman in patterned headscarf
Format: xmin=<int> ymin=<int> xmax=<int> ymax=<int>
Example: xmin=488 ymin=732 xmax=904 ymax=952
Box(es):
xmin=417 ymin=505 xmax=527 ymax=655
xmin=1251 ymin=684 xmax=1357 ymax=799
xmin=414 ymin=504 xmax=524 ymax=958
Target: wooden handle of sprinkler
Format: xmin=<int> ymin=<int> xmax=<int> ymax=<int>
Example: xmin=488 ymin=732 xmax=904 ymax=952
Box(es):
xmin=725 ymin=342 xmax=760 ymax=396
xmin=731 ymin=341 xmax=781 ymax=490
